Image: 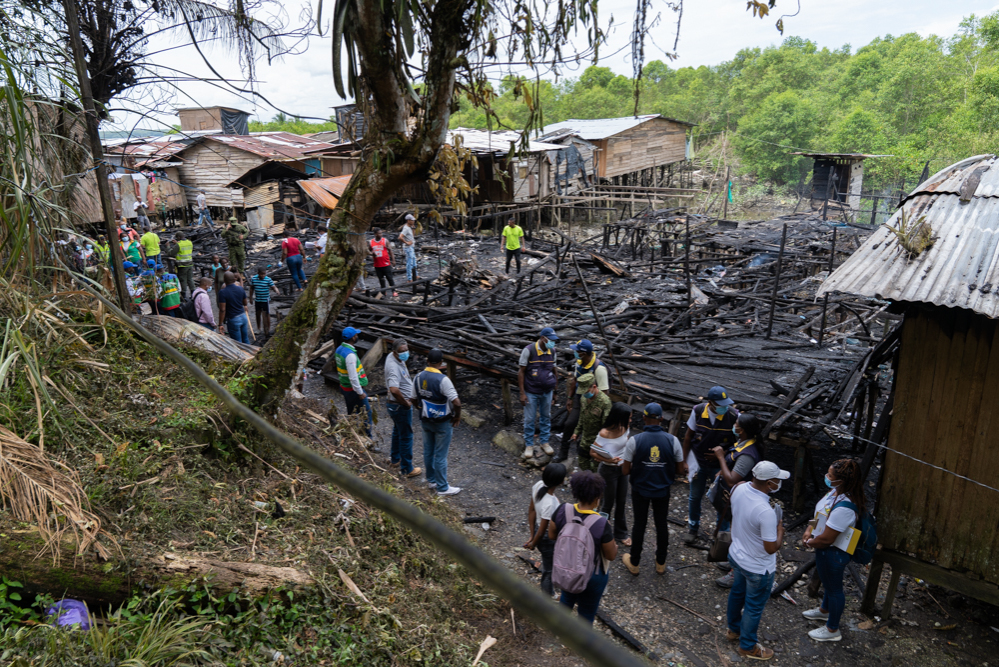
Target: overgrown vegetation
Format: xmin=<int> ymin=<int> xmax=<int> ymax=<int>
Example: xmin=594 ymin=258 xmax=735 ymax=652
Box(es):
xmin=447 ymin=17 xmax=999 ymax=191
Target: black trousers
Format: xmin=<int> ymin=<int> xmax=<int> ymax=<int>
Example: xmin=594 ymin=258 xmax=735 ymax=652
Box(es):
xmin=630 ymin=487 xmax=671 ymax=566
xmin=558 ymin=394 xmax=582 ymax=458
xmin=505 ymin=247 xmax=522 ymax=273
xmin=375 ymin=265 xmax=395 ymax=288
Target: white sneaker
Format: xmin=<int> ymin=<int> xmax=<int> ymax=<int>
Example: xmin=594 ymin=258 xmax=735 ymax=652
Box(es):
xmin=808 ymin=626 xmax=842 ymax=642
xmin=521 ymin=447 xmax=534 ymax=460
xmin=437 ymin=486 xmax=462 ymax=496
xmin=541 ymin=443 xmax=555 ymax=456
xmin=426 ymin=482 xmax=437 ymax=489
xmin=802 ymin=608 xmax=830 ymax=623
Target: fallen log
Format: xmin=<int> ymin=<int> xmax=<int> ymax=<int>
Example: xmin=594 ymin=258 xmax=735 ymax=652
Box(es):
xmin=0 ymin=527 xmax=315 ymax=610
xmin=139 ymin=315 xmax=257 ymax=362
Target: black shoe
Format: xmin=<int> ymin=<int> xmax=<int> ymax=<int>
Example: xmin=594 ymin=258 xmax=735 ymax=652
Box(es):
xmin=682 ymin=527 xmax=698 ymax=545
xmin=552 ymin=454 xmax=567 ymax=463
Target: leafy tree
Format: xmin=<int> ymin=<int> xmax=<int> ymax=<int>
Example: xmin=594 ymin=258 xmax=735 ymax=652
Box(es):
xmin=733 ymin=90 xmax=818 ymax=183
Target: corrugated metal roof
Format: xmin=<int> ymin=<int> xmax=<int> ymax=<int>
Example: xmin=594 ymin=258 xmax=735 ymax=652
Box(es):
xmin=206 ymin=132 xmax=339 ymax=159
xmin=105 ymin=135 xmax=200 ymax=164
xmin=538 ymin=114 xmax=693 ymax=141
xmin=818 ymin=154 xmax=999 ymax=318
xmin=446 ymin=129 xmax=563 ymax=155
xmin=790 ymin=152 xmax=891 ymax=160
xmin=298 ymin=175 xmax=352 ymax=209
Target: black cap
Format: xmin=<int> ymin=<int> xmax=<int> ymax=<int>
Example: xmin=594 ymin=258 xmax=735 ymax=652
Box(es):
xmin=427 ymin=348 xmax=444 ymax=365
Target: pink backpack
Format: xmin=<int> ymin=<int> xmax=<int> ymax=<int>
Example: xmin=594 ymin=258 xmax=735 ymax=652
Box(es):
xmin=552 ymin=505 xmax=604 ymax=594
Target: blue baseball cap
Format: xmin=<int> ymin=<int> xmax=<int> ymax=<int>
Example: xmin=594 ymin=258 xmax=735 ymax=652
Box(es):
xmin=570 ymin=339 xmax=594 ymax=353
xmin=147 ymin=258 xmax=156 ymax=267
xmin=123 ymin=261 xmax=137 ymax=269
xmin=644 ymin=403 xmax=663 ymax=418
xmin=707 ymin=385 xmax=734 ymax=406
xmin=342 ymin=326 xmax=362 ymax=340
xmin=540 ymin=327 xmax=559 ymax=341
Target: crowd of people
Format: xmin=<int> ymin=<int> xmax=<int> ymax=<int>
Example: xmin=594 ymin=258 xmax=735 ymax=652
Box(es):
xmin=327 ymin=321 xmax=874 ymax=660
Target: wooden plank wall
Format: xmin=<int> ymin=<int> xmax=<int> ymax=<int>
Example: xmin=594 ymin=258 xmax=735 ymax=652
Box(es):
xmin=879 ymin=305 xmax=999 ymax=585
xmin=177 ymin=142 xmax=262 ymax=208
xmin=602 ymin=118 xmax=687 ymax=179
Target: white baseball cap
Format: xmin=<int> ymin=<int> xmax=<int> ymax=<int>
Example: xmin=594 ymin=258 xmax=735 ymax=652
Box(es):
xmin=752 ymin=461 xmax=790 ymax=481
xmin=405 ymin=213 xmax=416 ymax=220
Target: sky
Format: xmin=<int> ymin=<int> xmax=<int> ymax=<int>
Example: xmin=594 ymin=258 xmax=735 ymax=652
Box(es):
xmin=110 ymin=0 xmax=996 ymax=134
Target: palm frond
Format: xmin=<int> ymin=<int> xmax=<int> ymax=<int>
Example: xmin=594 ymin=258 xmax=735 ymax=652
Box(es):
xmin=0 ymin=425 xmax=112 ymax=561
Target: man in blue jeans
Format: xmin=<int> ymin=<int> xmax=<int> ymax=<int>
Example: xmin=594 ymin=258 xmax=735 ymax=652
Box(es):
xmin=726 ymin=460 xmax=789 ymax=661
xmin=384 ymin=339 xmax=421 ymax=479
xmin=412 ymin=348 xmax=461 ymax=496
xmin=217 ymin=272 xmax=250 ymax=344
xmin=682 ymin=385 xmax=739 ymax=546
xmin=518 ymin=327 xmax=559 ymax=459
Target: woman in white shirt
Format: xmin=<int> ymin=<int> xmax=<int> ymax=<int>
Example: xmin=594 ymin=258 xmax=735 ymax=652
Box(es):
xmin=802 ymin=458 xmax=866 ymax=643
xmin=523 ymin=462 xmax=566 ymax=596
xmin=590 ymin=403 xmax=633 ymax=546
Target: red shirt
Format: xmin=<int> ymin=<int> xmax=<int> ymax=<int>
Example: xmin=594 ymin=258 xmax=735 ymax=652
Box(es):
xmin=282 ymin=237 xmax=303 ymax=257
xmin=370 ymin=237 xmax=390 ymax=268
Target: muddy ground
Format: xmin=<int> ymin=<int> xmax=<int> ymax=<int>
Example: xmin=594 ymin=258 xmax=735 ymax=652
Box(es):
xmin=302 ymin=363 xmax=999 ymax=667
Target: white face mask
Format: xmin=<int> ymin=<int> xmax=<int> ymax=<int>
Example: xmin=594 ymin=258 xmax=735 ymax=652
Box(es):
xmin=769 ymin=480 xmax=782 ymax=494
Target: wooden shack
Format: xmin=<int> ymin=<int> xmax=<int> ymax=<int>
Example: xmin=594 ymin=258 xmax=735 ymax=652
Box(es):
xmin=539 ymin=114 xmax=693 ymax=184
xmin=819 ymin=153 xmax=999 ymax=614
xmin=177 ymin=106 xmax=250 ymax=134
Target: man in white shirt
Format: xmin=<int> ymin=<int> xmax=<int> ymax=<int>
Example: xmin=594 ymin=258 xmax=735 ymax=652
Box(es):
xmin=399 ymin=214 xmax=418 ymax=281
xmin=725 ymin=460 xmax=788 ymax=661
xmin=195 ymin=191 xmax=214 ymax=229
xmin=133 ymin=200 xmax=151 ymax=231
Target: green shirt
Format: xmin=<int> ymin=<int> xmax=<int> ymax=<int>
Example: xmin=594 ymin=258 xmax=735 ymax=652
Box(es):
xmin=502 ymin=225 xmax=524 ymax=251
xmin=573 ymin=391 xmax=612 ymax=449
xmin=140 ymin=232 xmax=160 ymax=257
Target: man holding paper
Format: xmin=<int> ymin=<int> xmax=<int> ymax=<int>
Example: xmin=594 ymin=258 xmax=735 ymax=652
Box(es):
xmin=801 ymin=458 xmax=866 ymax=643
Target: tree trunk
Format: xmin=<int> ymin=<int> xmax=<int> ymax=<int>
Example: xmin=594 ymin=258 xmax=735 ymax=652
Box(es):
xmin=1 ymin=529 xmax=314 ymax=610
xmin=245 ymin=0 xmax=471 ymax=415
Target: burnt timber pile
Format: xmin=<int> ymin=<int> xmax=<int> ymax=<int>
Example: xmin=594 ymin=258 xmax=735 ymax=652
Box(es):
xmin=183 ymin=210 xmax=897 ymax=509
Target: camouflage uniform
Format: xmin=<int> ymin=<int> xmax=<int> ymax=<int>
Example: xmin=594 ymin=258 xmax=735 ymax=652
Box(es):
xmin=223 ymin=221 xmax=249 ymax=273
xmin=573 ymin=389 xmax=612 ymax=472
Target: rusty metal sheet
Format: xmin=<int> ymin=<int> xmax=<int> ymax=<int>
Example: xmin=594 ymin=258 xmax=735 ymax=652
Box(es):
xmin=539 ymin=114 xmax=692 ymax=141
xmin=206 ymin=132 xmax=339 ymax=160
xmin=819 ymin=154 xmax=999 ymax=318
xmin=298 ymin=175 xmax=353 ymax=209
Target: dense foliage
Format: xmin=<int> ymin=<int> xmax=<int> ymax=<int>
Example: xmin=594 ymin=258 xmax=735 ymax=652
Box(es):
xmin=447 ymin=16 xmax=999 ymax=189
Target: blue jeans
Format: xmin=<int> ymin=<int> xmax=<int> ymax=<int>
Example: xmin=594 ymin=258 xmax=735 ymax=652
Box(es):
xmin=404 ymin=246 xmax=417 ymax=281
xmin=197 ymin=208 xmax=214 ymax=228
xmin=815 ymin=547 xmax=851 ymax=631
xmin=523 ymin=390 xmax=553 ymax=447
xmin=387 ymin=403 xmax=414 ymax=474
xmin=559 ymin=571 xmax=609 ymax=625
xmin=225 ymin=313 xmax=250 ymax=344
xmin=343 ymin=390 xmax=373 ymax=438
xmin=421 ymin=419 xmax=453 ymax=491
xmin=688 ymin=464 xmax=721 ymax=530
xmin=286 ymin=254 xmax=306 ymax=290
xmin=727 ymin=556 xmax=776 ymax=651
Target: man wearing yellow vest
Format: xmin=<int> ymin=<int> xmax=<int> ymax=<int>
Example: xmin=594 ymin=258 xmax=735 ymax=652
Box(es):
xmin=173 ymin=231 xmax=195 ymax=298
xmin=335 ymin=327 xmax=373 ymax=438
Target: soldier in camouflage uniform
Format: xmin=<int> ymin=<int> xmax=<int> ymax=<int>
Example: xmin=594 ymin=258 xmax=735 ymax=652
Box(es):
xmin=570 ymin=372 xmax=612 ymax=472
xmin=223 ymin=216 xmax=249 ymax=273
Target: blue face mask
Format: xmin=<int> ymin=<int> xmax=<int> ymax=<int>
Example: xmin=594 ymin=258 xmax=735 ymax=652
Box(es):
xmin=715 ymin=405 xmax=728 ymax=415
xmin=583 ymin=392 xmax=594 ymax=399
xmin=545 ymin=340 xmax=556 ymax=350
xmin=398 ymin=351 xmax=410 ymax=362
xmin=573 ymin=351 xmax=580 ymax=360
xmin=732 ymin=426 xmax=739 ymax=435
xmin=825 ymin=475 xmax=835 ymax=489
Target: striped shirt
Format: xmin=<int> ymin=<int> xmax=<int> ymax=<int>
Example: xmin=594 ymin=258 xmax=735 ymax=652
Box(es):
xmin=250 ymin=275 xmax=275 ymax=303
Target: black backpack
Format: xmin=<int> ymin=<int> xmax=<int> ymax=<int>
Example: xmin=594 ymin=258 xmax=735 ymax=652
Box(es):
xmin=178 ymin=297 xmax=199 ymax=323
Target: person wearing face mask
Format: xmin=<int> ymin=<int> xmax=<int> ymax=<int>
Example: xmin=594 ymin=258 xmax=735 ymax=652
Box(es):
xmin=192 ymin=277 xmax=216 ymax=329
xmin=571 ymin=373 xmax=612 ymax=473
xmin=801 ymin=458 xmax=866 ymax=643
xmin=710 ymin=413 xmax=765 ymax=588
xmin=682 ymin=385 xmax=740 ymax=545
xmin=725 ymin=461 xmax=788 ymax=661
xmin=384 ymin=339 xmax=422 ymax=479
xmin=556 ymin=339 xmax=610 ymax=463
xmin=518 ymin=327 xmax=560 ymax=460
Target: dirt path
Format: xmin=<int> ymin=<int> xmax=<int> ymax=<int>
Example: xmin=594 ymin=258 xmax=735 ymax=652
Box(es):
xmin=304 ymin=363 xmax=999 ymax=667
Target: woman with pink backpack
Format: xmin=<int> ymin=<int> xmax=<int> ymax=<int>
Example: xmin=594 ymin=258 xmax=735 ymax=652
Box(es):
xmin=548 ymin=471 xmax=619 ymax=624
